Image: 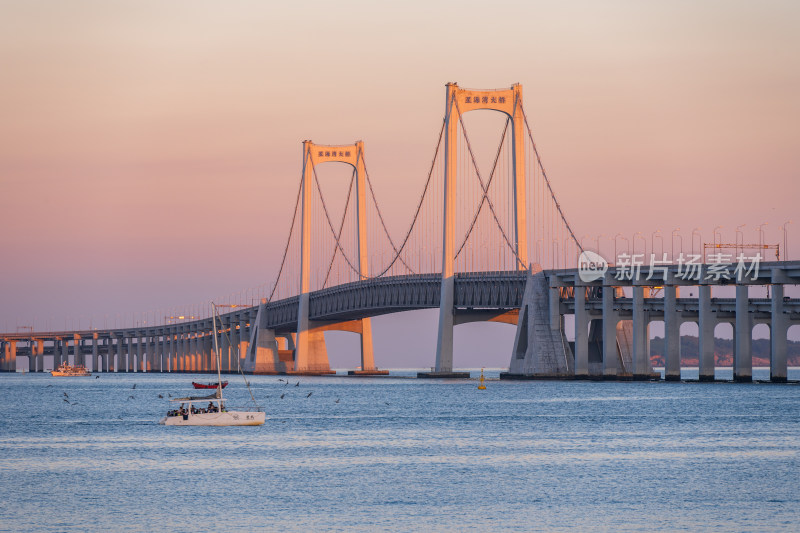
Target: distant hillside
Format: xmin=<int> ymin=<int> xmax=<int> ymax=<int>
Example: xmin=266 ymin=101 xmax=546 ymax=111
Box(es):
xmin=649 ymin=335 xmax=800 ymax=367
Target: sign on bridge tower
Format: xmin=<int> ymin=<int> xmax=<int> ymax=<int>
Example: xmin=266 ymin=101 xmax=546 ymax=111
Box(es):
xmin=295 ymin=140 xmax=376 ymax=373
xmin=434 ymin=83 xmax=529 ymax=374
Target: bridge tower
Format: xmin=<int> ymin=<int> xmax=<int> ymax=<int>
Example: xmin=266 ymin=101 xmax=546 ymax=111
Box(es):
xmin=433 ymin=83 xmax=528 ymax=374
xmin=294 ymin=140 xmax=376 ymax=373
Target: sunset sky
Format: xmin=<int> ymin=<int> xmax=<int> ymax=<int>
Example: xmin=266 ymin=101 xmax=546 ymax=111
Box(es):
xmin=1 ymin=1 xmax=798 ymax=368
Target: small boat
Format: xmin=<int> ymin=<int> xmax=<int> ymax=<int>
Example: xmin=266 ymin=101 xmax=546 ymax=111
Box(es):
xmin=51 ymin=363 xmax=91 ymax=377
xmin=160 ymin=394 xmax=264 ymax=426
xmin=160 ymin=302 xmax=264 ymax=427
xmin=192 ymin=381 xmax=228 ymax=389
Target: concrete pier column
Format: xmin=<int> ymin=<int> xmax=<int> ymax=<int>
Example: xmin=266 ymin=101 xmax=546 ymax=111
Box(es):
xmin=238 ymin=317 xmax=248 ymax=373
xmin=24 ymin=341 xmax=32 ymax=372
xmin=78 ymin=338 xmax=83 ymax=366
xmin=698 ymin=284 xmax=715 ymax=381
xmin=9 ymin=341 xmax=17 ymax=372
xmin=91 ymin=334 xmax=98 ymax=372
xmin=149 ymin=335 xmax=156 ymax=372
xmin=53 ymin=339 xmax=60 ymax=368
xmin=770 ymin=283 xmax=787 ymax=382
xmin=194 ymin=328 xmax=201 ymax=372
xmin=127 ymin=336 xmax=134 ymax=372
xmin=3 ymin=341 xmax=15 ymax=372
xmin=185 ymin=331 xmax=192 ymax=372
xmin=549 ymin=287 xmax=561 ymax=331
xmin=574 ymin=285 xmax=589 ymax=378
xmin=115 ymin=335 xmax=122 ymax=372
xmin=171 ymin=330 xmax=177 ymax=372
xmin=174 ymin=330 xmax=181 ymax=372
xmin=150 ymin=334 xmax=157 ymax=371
xmin=124 ymin=337 xmax=130 ymax=372
xmin=221 ymin=316 xmax=230 ymax=372
xmin=109 ymin=336 xmax=117 ymax=372
xmin=734 ymin=284 xmax=752 ymax=382
xmin=166 ymin=331 xmax=172 ymax=372
xmin=632 ymin=285 xmax=648 ymax=379
xmin=602 ymin=275 xmax=618 ymax=377
xmin=153 ymin=334 xmax=160 ymax=372
xmin=180 ymin=329 xmax=187 ymax=372
xmin=663 ymin=285 xmax=681 ymax=381
xmin=137 ymin=335 xmax=144 ymax=372
xmin=144 ymin=335 xmax=151 ymax=372
xmin=160 ymin=333 xmax=166 ymax=372
xmin=204 ymin=331 xmax=213 ymax=372
xmin=35 ymin=339 xmax=44 ymax=372
xmin=188 ymin=330 xmax=196 ymax=372
xmin=107 ymin=337 xmax=115 ymax=372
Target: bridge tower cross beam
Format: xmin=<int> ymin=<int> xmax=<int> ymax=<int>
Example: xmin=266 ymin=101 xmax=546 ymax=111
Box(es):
xmin=435 ymin=82 xmax=528 ymax=373
xmin=295 ymin=140 xmax=376 ymax=374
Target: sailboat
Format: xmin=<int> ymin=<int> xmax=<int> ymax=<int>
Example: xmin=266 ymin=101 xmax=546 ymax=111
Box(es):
xmin=160 ymin=303 xmax=265 ymax=426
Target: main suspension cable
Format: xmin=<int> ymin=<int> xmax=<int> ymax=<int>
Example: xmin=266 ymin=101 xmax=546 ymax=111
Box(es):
xmin=521 ymin=106 xmax=583 ymax=253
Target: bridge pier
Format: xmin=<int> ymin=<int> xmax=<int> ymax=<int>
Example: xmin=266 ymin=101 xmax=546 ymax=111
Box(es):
xmin=664 ymin=283 xmax=681 ymax=380
xmin=91 ymin=334 xmax=98 ymax=372
xmin=771 ymin=282 xmax=788 ymax=382
xmin=501 ymin=269 xmax=572 ymax=379
xmin=2 ymin=340 xmax=15 ymax=372
xmin=221 ymin=316 xmax=230 ymax=372
xmin=631 ymin=285 xmax=654 ymax=380
xmin=602 ymin=276 xmax=620 ymax=378
xmin=574 ymin=285 xmax=589 ymax=378
xmin=698 ymin=284 xmax=716 ymax=381
xmin=734 ymin=285 xmax=752 ymax=382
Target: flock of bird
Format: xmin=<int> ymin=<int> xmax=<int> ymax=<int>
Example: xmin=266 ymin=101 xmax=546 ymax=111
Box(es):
xmin=57 ymin=377 xmax=346 ymax=412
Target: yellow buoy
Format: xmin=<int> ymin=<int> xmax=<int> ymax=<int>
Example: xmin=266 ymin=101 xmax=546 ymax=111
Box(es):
xmin=478 ymin=368 xmax=487 ymax=390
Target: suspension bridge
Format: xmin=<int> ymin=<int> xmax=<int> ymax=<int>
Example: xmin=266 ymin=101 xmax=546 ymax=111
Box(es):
xmin=2 ymin=83 xmax=799 ymax=381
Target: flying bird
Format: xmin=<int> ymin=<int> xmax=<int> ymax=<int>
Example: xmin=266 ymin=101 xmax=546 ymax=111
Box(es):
xmin=280 ymin=393 xmax=285 ymax=399
xmin=63 ymin=398 xmax=70 ymax=404
xmin=168 ymin=393 xmax=172 ymax=398
xmin=158 ymin=394 xmax=164 ymax=399
xmin=95 ymin=375 xmax=99 ymax=379
xmin=63 ymin=392 xmax=68 ymax=398
xmin=306 ymin=391 xmax=313 ymax=398
xmin=334 ymin=398 xmax=340 ymax=404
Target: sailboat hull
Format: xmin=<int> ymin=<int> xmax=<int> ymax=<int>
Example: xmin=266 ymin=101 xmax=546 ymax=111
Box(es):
xmin=160 ymin=411 xmax=265 ymax=426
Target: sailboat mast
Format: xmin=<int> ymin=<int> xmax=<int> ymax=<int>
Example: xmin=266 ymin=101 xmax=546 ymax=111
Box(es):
xmin=211 ymin=302 xmax=223 ymax=396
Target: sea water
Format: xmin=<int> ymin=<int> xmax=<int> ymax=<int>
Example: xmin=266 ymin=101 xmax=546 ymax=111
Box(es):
xmin=1 ymin=369 xmax=799 ymax=532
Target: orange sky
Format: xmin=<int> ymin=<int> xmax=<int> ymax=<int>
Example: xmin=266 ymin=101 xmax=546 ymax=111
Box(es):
xmin=1 ymin=1 xmax=798 ymax=366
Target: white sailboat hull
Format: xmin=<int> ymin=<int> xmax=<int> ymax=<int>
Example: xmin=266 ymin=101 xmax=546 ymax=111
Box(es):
xmin=160 ymin=411 xmax=265 ymax=426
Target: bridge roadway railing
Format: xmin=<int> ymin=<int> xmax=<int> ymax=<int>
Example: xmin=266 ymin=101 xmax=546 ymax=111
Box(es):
xmin=302 ymin=271 xmax=527 ymax=325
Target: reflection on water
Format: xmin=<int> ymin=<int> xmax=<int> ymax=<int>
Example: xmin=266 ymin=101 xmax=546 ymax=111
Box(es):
xmin=1 ymin=370 xmax=800 ymax=532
